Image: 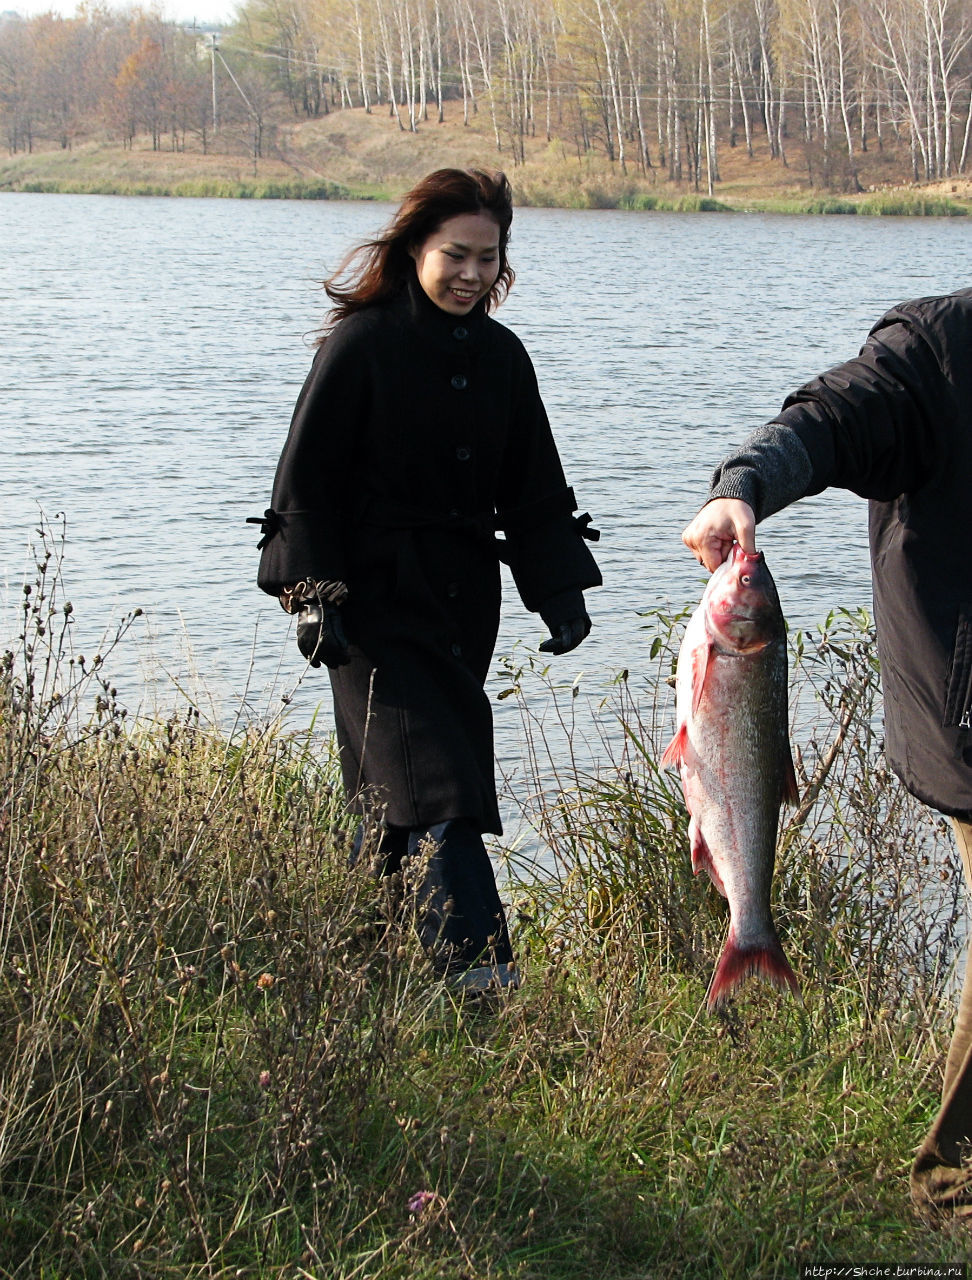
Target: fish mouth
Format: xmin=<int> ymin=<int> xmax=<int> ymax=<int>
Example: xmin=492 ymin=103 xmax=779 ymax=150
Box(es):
xmin=730 ymin=545 xmax=764 ymax=564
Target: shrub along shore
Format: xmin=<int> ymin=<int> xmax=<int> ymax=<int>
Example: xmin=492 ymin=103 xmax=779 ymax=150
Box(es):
xmin=3 ymin=548 xmax=972 ymax=1277
xmin=6 ymin=170 xmax=972 ymax=215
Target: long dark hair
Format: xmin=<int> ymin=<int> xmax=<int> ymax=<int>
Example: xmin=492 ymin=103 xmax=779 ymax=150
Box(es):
xmin=318 ymin=168 xmax=515 ymax=338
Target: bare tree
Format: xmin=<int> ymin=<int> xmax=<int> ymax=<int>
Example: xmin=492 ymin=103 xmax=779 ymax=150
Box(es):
xmin=866 ymin=0 xmax=934 ymax=177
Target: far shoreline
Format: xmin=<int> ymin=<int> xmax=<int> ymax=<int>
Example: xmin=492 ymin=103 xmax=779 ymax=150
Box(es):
xmin=6 ymin=106 xmax=972 ymax=217
xmin=4 ymin=176 xmax=971 ymax=217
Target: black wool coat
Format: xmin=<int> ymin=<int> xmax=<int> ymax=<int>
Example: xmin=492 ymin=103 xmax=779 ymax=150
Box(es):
xmin=255 ymin=277 xmax=602 ymax=833
xmin=711 ymin=289 xmax=972 ymax=818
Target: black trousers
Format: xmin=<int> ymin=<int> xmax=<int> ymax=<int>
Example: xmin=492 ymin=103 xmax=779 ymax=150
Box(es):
xmin=354 ymin=818 xmax=514 ymax=973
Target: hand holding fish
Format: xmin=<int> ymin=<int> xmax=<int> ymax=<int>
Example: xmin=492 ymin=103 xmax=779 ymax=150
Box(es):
xmin=682 ymin=498 xmax=757 ymax=572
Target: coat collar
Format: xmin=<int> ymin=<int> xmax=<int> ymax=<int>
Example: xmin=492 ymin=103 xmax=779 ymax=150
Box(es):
xmin=394 ymin=272 xmax=489 ymax=347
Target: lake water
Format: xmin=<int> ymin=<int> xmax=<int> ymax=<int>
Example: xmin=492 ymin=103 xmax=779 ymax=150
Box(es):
xmin=2 ymin=192 xmax=971 ymax=839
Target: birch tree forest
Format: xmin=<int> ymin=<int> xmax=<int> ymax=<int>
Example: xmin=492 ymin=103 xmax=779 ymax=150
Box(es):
xmin=3 ymin=0 xmax=972 ymax=190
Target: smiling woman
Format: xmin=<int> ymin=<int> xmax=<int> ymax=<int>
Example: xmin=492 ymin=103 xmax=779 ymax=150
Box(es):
xmin=249 ymin=168 xmax=602 ymax=994
xmin=318 ymin=167 xmax=516 ymax=325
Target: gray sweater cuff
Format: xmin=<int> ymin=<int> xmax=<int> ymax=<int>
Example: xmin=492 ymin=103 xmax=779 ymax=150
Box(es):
xmin=706 ymin=424 xmax=814 ymax=523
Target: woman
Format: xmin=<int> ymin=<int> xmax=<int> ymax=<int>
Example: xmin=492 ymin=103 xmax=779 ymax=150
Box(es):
xmin=251 ymin=169 xmax=601 ymax=992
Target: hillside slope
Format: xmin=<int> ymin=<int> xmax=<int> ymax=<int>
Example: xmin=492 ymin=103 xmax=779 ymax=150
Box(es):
xmin=3 ymin=100 xmax=972 ymax=211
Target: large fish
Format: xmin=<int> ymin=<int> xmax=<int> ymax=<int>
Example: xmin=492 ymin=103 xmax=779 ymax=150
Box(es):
xmin=662 ymin=544 xmax=800 ymax=1010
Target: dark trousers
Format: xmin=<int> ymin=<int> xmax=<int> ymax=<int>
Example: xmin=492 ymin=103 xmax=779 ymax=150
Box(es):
xmin=354 ymin=818 xmax=514 ymax=974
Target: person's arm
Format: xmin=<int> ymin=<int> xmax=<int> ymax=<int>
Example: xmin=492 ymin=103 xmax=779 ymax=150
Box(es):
xmin=253 ymin=324 xmax=367 ymax=597
xmin=681 ymin=311 xmax=946 ymax=568
xmin=493 ymin=340 xmax=601 ymax=649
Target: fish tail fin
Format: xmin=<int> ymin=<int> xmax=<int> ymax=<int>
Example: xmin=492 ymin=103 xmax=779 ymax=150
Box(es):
xmin=661 ymin=723 xmax=688 ymax=769
xmin=706 ymin=930 xmax=799 ymax=1012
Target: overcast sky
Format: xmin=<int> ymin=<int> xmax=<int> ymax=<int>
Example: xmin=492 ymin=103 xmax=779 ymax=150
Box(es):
xmin=4 ymin=0 xmax=237 ymax=25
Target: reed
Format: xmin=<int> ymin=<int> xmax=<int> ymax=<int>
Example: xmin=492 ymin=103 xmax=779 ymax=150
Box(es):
xmin=13 ymin=177 xmax=355 ymax=200
xmin=7 ymin=170 xmax=971 ymax=216
xmin=855 ymin=193 xmax=969 ymax=216
xmin=1 ymin=536 xmax=970 ymax=1277
xmin=513 ymin=176 xmax=734 ymax=211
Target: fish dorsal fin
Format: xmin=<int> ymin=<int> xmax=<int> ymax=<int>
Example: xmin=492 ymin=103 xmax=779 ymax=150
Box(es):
xmin=691 ymin=642 xmax=714 ymax=717
xmin=661 ymin=722 xmax=688 ymax=769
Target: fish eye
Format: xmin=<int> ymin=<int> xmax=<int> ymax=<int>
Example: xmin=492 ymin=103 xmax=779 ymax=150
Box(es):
xmin=740 ymin=574 xmax=751 ymax=584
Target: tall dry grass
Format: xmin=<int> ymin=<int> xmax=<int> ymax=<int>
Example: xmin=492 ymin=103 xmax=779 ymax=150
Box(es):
xmin=1 ymin=536 xmax=970 ymax=1277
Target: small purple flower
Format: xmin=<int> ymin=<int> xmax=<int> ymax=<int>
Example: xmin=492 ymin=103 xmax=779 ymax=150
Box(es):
xmin=407 ymin=1190 xmax=435 ymax=1215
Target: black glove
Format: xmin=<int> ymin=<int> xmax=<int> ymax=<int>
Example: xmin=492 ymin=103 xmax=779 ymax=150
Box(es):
xmin=538 ymin=588 xmax=592 ymax=655
xmin=296 ymin=598 xmax=351 ymax=668
xmin=539 ymin=614 xmax=591 ymax=655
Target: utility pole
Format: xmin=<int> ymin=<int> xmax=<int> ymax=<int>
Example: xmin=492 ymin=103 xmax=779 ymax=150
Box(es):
xmin=210 ymin=32 xmax=219 ymax=133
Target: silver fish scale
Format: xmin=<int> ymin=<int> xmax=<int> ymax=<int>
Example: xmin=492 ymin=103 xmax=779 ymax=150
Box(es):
xmin=683 ymin=635 xmax=789 ymax=949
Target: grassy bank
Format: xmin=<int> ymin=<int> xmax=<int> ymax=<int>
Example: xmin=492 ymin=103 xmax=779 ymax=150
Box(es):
xmin=2 ymin=546 xmax=972 ymax=1277
xmin=5 ymin=177 xmax=969 ymax=216
xmin=8 ymin=177 xmax=355 ymax=201
xmin=4 ymin=107 xmax=972 ymax=214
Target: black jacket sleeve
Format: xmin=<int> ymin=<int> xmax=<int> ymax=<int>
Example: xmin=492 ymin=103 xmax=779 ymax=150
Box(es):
xmin=493 ymin=342 xmax=602 ymax=613
xmin=775 ymin=316 xmax=946 ymax=500
xmin=708 ymin=310 xmax=949 ymax=518
xmin=255 ymin=327 xmax=367 ymax=596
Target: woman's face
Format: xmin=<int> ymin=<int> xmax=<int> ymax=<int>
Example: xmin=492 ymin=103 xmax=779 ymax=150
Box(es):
xmin=409 ymin=212 xmax=502 ymax=315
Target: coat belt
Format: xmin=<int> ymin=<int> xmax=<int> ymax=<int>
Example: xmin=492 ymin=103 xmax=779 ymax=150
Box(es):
xmin=357 ymin=490 xmax=600 ymax=546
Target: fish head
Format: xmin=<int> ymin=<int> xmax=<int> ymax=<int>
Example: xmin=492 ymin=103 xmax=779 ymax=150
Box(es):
xmin=703 ymin=544 xmax=784 ymax=653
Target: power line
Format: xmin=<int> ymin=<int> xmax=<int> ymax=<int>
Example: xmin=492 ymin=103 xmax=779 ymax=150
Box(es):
xmin=206 ymin=30 xmax=972 ymax=111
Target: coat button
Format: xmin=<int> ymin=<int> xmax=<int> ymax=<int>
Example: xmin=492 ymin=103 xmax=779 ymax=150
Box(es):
xmin=456 ymin=446 xmax=471 ymax=461
xmin=453 ymin=326 xmax=469 ymax=340
xmin=451 ymin=642 xmax=462 ymax=658
xmin=451 ymin=374 xmax=468 ymax=390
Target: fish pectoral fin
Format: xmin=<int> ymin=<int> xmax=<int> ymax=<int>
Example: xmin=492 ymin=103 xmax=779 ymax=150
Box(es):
xmin=690 ymin=643 xmax=714 ymax=717
xmin=782 ymin=749 xmax=799 ymax=806
xmin=690 ymin=825 xmax=727 ymax=898
xmin=661 ymin=723 xmax=688 ymax=769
